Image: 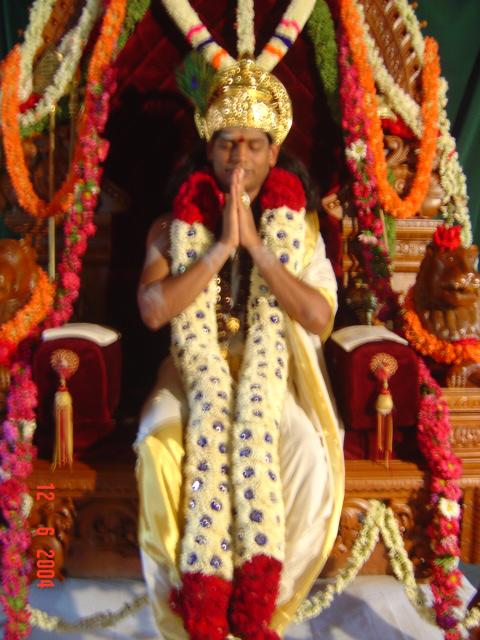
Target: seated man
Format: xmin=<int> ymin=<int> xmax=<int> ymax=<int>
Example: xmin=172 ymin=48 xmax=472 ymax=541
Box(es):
xmin=135 ymin=58 xmax=344 ymax=640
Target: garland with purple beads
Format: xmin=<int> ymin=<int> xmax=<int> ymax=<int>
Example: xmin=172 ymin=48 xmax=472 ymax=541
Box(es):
xmin=168 ymin=167 xmax=307 ymax=640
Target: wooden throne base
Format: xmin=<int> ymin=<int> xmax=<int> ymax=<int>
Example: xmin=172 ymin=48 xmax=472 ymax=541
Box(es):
xmin=27 ymin=459 xmax=480 ymax=581
xmin=27 ymin=387 xmax=480 ymax=581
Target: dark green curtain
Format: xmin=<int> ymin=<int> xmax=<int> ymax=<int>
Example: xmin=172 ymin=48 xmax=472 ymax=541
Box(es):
xmin=0 ymin=0 xmax=29 ymax=59
xmin=416 ymin=1 xmax=480 ymax=245
xmin=1 ymin=1 xmax=479 ymax=243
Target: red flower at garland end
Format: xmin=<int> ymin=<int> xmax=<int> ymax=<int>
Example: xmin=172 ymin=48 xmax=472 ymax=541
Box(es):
xmin=432 ymin=225 xmax=462 ymax=251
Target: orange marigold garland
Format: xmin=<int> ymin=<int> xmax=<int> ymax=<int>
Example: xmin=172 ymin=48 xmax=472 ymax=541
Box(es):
xmin=0 ymin=0 xmax=126 ymax=221
xmin=0 ymin=45 xmax=78 ymax=219
xmin=87 ymin=0 xmax=126 ymax=85
xmin=403 ymin=288 xmax=480 ymax=365
xmin=340 ymin=0 xmax=440 ymax=219
xmin=0 ymin=267 xmax=55 ymax=366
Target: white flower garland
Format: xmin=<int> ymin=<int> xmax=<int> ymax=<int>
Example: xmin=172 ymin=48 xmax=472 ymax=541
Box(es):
xmin=161 ymin=0 xmax=235 ymax=69
xmin=392 ymin=0 xmax=425 ymax=60
xmin=28 ymin=594 xmax=149 ymax=632
xmin=353 ymin=0 xmax=422 ymax=137
xmin=378 ymin=506 xmax=435 ymax=624
xmin=295 ymin=499 xmax=384 ymax=621
xmin=17 ymin=0 xmax=57 ymax=103
xmin=354 ymin=0 xmax=472 ymax=246
xmin=161 ymin=0 xmax=315 ymax=71
xmin=237 ymin=0 xmax=255 ymax=57
xmin=465 ymin=606 xmax=480 ymax=631
xmin=18 ymin=0 xmax=102 ymax=128
xmin=391 ymin=0 xmax=472 ymax=245
xmin=296 ymin=499 xmax=480 ymax=635
xmin=437 ymin=78 xmax=472 ymax=245
xmin=256 ymin=0 xmax=316 ymax=72
xmin=170 ymin=205 xmax=306 ymax=579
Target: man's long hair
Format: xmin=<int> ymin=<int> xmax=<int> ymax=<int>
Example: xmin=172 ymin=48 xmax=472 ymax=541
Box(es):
xmin=164 ymin=138 xmax=319 ymax=212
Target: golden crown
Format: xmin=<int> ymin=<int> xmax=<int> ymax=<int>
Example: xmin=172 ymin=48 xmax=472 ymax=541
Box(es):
xmin=194 ymin=58 xmax=293 ymax=145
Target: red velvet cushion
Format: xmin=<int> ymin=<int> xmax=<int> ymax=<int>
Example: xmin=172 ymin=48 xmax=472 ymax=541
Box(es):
xmin=32 ymin=337 xmax=122 ymax=456
xmin=325 ymin=339 xmax=420 ymax=431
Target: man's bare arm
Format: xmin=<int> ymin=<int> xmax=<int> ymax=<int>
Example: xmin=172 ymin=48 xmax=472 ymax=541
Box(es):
xmin=138 ymin=190 xmax=239 ymax=330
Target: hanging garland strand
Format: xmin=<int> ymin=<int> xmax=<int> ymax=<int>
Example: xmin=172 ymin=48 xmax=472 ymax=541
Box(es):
xmin=402 ymin=289 xmax=480 ymax=365
xmin=337 ymin=29 xmax=399 ymax=319
xmin=416 ymin=358 xmax=465 ymax=640
xmin=0 ymin=45 xmax=79 ymax=219
xmin=340 ymin=0 xmax=440 ymax=220
xmin=354 ymin=0 xmax=471 ymax=245
xmin=117 ymin=0 xmax=152 ymax=51
xmin=0 ymin=1 xmax=127 ymax=638
xmin=306 ymin=0 xmax=340 ymax=123
xmin=18 ymin=0 xmax=102 ymax=129
xmin=0 ymin=268 xmax=55 ymax=366
xmin=0 ymin=362 xmax=40 ymax=640
xmin=26 ymin=499 xmax=480 ymax=637
xmin=160 ymin=0 xmax=315 ymax=71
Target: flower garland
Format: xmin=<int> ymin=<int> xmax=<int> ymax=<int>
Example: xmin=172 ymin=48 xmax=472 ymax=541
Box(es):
xmin=45 ymin=0 xmax=127 ymax=325
xmin=28 ymin=593 xmax=149 ymax=632
xmin=353 ymin=0 xmax=422 ymax=138
xmin=18 ymin=0 xmax=102 ymax=128
xmin=306 ymin=0 xmax=340 ymax=122
xmin=168 ymin=168 xmax=306 ymax=640
xmin=0 ymin=1 xmax=127 ymax=637
xmin=0 ymin=45 xmax=79 ymax=218
xmin=237 ymin=0 xmax=255 ymax=57
xmin=392 ymin=0 xmax=425 ymax=59
xmin=340 ymin=0 xmax=440 ymax=220
xmin=16 ymin=0 xmax=56 ymax=103
xmin=416 ymin=358 xmax=466 ymax=640
xmin=392 ymin=0 xmax=471 ymax=240
xmin=356 ymin=0 xmax=472 ymax=244
xmin=256 ymin=0 xmax=316 ymax=72
xmin=0 ymin=0 xmax=128 ymax=220
xmin=295 ymin=500 xmax=434 ymax=625
xmin=0 ymin=363 xmax=38 ymax=640
xmin=161 ymin=0 xmax=315 ymax=71
xmin=402 ymin=290 xmax=480 ymax=365
xmin=338 ymin=31 xmax=399 ymax=320
xmin=160 ymin=0 xmax=235 ymax=70
xmin=436 ymin=79 xmax=471 ymax=246
xmin=117 ymin=0 xmax=152 ymax=52
xmin=0 ymin=268 xmax=55 ymax=367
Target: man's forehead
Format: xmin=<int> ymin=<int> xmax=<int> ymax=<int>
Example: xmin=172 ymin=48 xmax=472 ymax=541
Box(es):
xmin=217 ymin=127 xmax=269 ymax=142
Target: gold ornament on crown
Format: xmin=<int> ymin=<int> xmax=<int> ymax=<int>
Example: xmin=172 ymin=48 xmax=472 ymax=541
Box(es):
xmin=194 ymin=58 xmax=293 ymax=145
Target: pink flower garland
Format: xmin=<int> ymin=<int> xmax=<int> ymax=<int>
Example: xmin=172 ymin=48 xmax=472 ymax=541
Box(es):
xmin=45 ymin=66 xmax=116 ymax=329
xmin=0 ymin=23 xmax=119 ymax=640
xmin=337 ymin=31 xmax=399 ymax=320
xmin=0 ymin=363 xmax=37 ymax=640
xmin=339 ymin=19 xmax=465 ymax=639
xmin=417 ymin=358 xmax=464 ymax=640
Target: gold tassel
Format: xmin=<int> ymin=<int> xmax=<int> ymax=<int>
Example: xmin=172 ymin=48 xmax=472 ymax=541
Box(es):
xmin=377 ymin=410 xmax=383 ymax=454
xmin=386 ymin=413 xmax=394 ymax=468
xmin=52 ymin=383 xmax=73 ymax=470
xmin=370 ymin=353 xmax=398 ymax=469
xmin=50 ymin=349 xmax=79 ymax=470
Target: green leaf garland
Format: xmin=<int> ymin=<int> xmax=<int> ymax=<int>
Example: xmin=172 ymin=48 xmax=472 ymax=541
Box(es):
xmin=307 ymin=0 xmax=340 ymax=123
